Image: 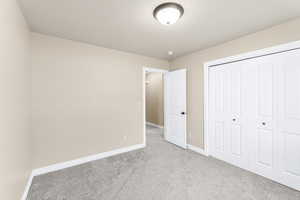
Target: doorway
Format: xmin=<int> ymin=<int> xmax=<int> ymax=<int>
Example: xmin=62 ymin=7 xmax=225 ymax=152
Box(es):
xmin=143 ymin=67 xmax=187 ymax=149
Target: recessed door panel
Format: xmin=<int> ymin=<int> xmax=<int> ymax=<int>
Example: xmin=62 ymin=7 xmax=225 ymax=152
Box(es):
xmin=230 ymin=68 xmax=241 ymax=116
xmin=258 ymin=129 xmax=273 ymax=167
xmin=284 ymin=132 xmax=300 ymax=176
xmin=215 ymin=70 xmax=225 ymax=113
xmin=215 ymin=122 xmax=224 ymax=151
xmin=231 ymin=124 xmax=241 ymax=156
xmin=258 ymin=64 xmax=273 ymax=117
xmin=285 ymin=65 xmax=300 ymax=120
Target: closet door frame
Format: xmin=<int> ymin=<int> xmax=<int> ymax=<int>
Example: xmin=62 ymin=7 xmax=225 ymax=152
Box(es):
xmin=204 ymin=40 xmax=300 ymax=157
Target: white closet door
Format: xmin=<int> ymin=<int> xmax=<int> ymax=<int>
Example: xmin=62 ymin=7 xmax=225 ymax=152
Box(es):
xmin=226 ymin=63 xmax=248 ymax=169
xmin=208 ymin=49 xmax=300 ymax=191
xmin=209 ymin=63 xmax=248 ymax=169
xmin=209 ymin=65 xmax=228 ymax=160
xmin=277 ymin=50 xmax=300 ymax=191
xmin=244 ymin=57 xmax=278 ymax=180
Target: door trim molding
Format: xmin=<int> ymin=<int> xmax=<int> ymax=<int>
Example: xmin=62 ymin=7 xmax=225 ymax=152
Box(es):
xmin=187 ymin=144 xmax=208 ymax=156
xmin=205 ymin=41 xmax=300 ymax=67
xmin=143 ymin=67 xmax=168 ymax=147
xmin=204 ymin=40 xmax=300 ymax=157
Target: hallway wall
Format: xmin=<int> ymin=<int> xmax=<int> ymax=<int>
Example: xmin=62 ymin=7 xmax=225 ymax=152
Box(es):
xmin=146 ymin=72 xmax=164 ymax=127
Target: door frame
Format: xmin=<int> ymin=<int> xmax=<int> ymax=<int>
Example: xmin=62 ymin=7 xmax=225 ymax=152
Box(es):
xmin=204 ymin=40 xmax=300 ymax=157
xmin=143 ymin=67 xmax=168 ymax=146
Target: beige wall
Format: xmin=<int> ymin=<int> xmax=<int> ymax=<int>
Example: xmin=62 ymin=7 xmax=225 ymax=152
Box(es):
xmin=170 ymin=17 xmax=300 ymax=149
xmin=0 ymin=0 xmax=32 ymax=199
xmin=31 ymin=33 xmax=169 ymax=168
xmin=146 ymin=72 xmax=164 ymax=126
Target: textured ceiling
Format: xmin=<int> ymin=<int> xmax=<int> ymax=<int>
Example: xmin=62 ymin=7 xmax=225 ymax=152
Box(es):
xmin=18 ymin=0 xmax=300 ymax=60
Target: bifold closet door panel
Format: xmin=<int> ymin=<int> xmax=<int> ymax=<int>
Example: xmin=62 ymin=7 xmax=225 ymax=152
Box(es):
xmin=209 ymin=63 xmax=248 ymax=169
xmin=209 ymin=65 xmax=229 ymax=161
xmin=277 ymin=50 xmax=300 ymax=190
xmin=226 ymin=63 xmax=248 ymax=169
xmin=243 ymin=57 xmax=278 ymax=180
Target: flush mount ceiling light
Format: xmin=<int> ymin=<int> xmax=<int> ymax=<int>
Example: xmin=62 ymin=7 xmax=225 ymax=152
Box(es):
xmin=153 ymin=2 xmax=184 ymax=25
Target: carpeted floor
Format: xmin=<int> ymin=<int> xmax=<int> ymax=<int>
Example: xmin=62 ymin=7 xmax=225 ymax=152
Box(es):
xmin=27 ymin=125 xmax=300 ymax=200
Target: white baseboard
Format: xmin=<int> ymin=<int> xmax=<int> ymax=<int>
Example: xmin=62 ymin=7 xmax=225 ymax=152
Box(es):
xmin=187 ymin=144 xmax=208 ymax=156
xmin=33 ymin=143 xmax=145 ymax=176
xmin=21 ymin=172 xmax=34 ymax=200
xmin=22 ymin=143 xmax=145 ymax=200
xmin=146 ymin=122 xmax=164 ymax=129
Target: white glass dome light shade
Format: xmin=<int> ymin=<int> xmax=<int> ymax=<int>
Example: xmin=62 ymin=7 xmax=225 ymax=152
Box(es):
xmin=155 ymin=7 xmax=181 ymax=25
xmin=153 ymin=3 xmax=184 ymax=25
xmin=168 ymin=51 xmax=174 ymax=55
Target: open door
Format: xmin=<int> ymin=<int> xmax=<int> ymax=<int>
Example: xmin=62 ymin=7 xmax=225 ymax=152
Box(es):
xmin=164 ymin=69 xmax=187 ymax=149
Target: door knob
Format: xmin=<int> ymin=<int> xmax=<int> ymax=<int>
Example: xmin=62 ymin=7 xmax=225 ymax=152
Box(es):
xmin=232 ymin=118 xmax=236 ymax=121
xmin=181 ymin=112 xmax=186 ymax=115
xmin=262 ymin=122 xmax=266 ymax=126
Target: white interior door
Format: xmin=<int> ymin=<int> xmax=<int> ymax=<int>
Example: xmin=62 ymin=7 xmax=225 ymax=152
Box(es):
xmin=165 ymin=69 xmax=187 ymax=149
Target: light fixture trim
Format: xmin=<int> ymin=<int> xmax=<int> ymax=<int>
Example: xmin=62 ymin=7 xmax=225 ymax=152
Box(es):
xmin=153 ymin=2 xmax=184 ymax=25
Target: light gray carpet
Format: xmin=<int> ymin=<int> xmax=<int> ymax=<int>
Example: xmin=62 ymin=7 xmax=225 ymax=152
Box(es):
xmin=27 ymin=125 xmax=300 ymax=200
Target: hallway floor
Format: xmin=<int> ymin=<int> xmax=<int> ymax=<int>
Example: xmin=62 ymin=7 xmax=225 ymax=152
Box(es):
xmin=27 ymin=125 xmax=300 ymax=200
